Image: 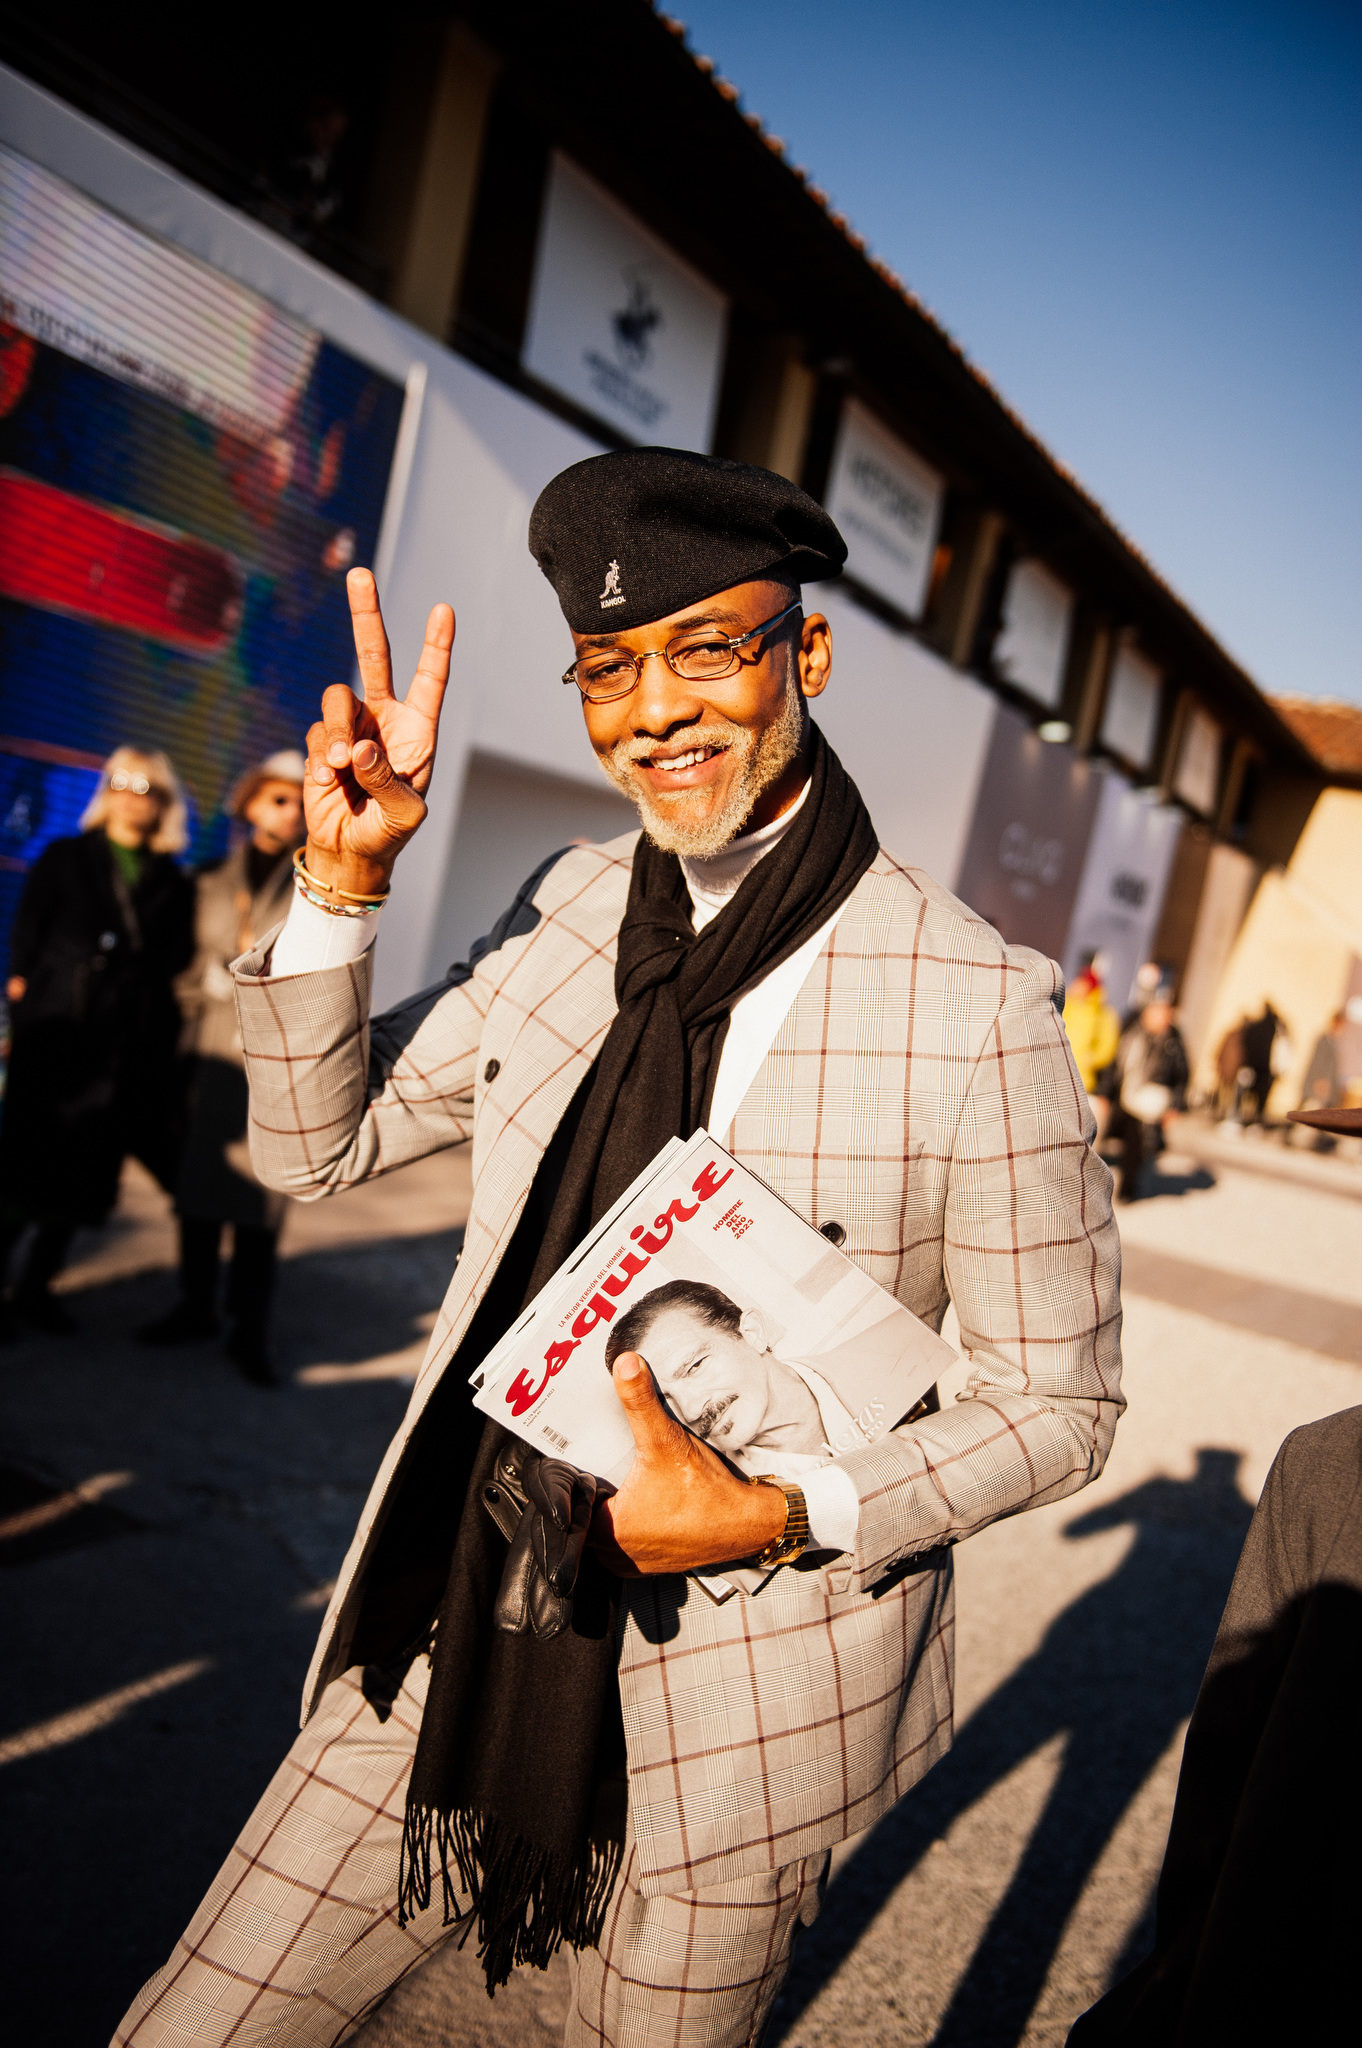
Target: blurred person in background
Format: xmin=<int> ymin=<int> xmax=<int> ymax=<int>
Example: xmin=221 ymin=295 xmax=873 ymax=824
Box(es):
xmin=139 ymin=752 xmax=306 ymax=1385
xmin=1123 ymin=956 xmax=1164 ymax=1031
xmin=1111 ymin=977 xmax=1189 ymax=1202
xmin=0 ymin=746 xmax=194 ymax=1336
xmin=1063 ymin=950 xmax=1121 ymax=1138
xmin=1238 ymin=1001 xmax=1284 ymax=1124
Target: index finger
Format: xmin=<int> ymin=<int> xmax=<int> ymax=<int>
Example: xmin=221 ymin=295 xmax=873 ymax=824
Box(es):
xmin=346 ymin=567 xmax=394 ymax=706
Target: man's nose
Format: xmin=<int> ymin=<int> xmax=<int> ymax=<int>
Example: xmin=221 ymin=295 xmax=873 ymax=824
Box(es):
xmin=627 ymin=653 xmax=706 ymax=737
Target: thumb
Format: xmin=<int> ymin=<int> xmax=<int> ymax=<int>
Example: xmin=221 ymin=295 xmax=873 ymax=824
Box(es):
xmin=351 ymin=738 xmax=426 ymax=827
xmin=612 ymin=1354 xmax=687 ymax=1460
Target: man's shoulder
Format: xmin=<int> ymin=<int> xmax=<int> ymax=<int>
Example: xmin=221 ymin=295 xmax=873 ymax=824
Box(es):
xmin=855 ymin=848 xmax=1003 ymax=961
xmin=530 ymin=829 xmax=639 ymax=924
xmin=846 ymin=849 xmax=1062 ymax=1008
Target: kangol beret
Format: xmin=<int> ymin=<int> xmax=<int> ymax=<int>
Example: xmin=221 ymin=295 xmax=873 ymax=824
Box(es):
xmin=528 ymin=447 xmax=846 ymax=634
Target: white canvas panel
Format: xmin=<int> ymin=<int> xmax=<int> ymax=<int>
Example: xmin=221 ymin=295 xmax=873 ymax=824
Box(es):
xmin=522 ymin=152 xmax=728 ymax=450
xmin=813 ymin=588 xmax=996 ymax=891
xmin=1175 ymin=705 xmax=1222 ymax=816
xmin=1062 ymin=773 xmax=1184 ymax=1010
xmin=823 ymin=398 xmax=944 ymax=620
xmin=992 ymin=557 xmax=1073 ymax=709
xmin=1101 ymin=641 xmax=1162 ymax=768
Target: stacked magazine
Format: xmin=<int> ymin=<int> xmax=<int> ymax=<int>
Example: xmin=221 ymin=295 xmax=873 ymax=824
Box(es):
xmin=470 ymin=1130 xmax=955 ymax=1595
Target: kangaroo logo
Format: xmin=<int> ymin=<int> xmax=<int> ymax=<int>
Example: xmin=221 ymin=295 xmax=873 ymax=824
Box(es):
xmin=599 ymin=559 xmax=626 ymax=609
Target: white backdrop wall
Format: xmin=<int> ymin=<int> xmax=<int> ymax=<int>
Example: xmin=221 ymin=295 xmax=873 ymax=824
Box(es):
xmin=813 ymin=590 xmax=997 ymax=891
xmin=0 ymin=64 xmax=612 ymax=1009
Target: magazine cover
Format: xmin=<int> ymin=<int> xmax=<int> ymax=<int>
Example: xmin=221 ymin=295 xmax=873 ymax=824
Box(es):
xmin=472 ymin=1132 xmax=954 ymax=1495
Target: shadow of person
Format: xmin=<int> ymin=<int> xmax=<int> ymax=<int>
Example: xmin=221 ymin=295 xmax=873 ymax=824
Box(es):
xmin=766 ymin=1450 xmax=1255 ymax=2048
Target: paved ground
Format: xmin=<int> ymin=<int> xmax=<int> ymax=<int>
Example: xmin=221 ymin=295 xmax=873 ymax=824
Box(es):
xmin=3 ymin=1125 xmax=1359 ymax=2044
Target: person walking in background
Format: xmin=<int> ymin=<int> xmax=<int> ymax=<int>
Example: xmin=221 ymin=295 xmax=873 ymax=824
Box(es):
xmin=1062 ymin=952 xmax=1121 ymax=1138
xmin=0 ymin=746 xmax=194 ymax=1337
xmin=1238 ymin=1001 xmax=1283 ymax=1123
xmin=139 ymin=752 xmax=306 ymax=1385
xmin=1111 ymin=978 xmax=1188 ymax=1201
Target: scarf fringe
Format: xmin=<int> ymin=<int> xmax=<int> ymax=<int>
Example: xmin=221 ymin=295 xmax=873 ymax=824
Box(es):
xmin=398 ymin=1799 xmax=624 ymax=1991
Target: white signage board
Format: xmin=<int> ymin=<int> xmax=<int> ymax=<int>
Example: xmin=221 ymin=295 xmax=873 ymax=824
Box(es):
xmin=1101 ymin=641 xmax=1162 ymax=768
xmin=992 ymin=557 xmax=1073 ymax=708
xmin=1062 ymin=772 xmax=1183 ymax=1011
xmin=1175 ymin=705 xmax=1222 ymax=816
xmin=823 ymin=397 xmax=944 ymax=620
xmin=522 ymin=153 xmax=728 ymax=451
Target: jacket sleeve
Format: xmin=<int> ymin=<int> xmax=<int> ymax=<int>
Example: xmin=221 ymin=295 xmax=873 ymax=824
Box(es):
xmin=231 ymin=851 xmax=565 ymax=1200
xmin=832 ymin=950 xmax=1124 ymax=1593
xmin=8 ymin=841 xmax=66 ymax=980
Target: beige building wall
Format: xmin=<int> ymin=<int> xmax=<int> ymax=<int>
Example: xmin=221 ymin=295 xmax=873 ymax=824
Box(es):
xmin=1193 ymin=788 xmax=1362 ymax=1111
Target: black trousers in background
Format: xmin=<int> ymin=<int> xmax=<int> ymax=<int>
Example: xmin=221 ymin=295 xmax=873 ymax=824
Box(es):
xmin=180 ymin=1216 xmax=278 ymax=1341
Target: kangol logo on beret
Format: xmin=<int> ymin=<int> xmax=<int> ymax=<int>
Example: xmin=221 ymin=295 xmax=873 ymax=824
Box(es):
xmin=600 ymin=560 xmax=626 ymax=609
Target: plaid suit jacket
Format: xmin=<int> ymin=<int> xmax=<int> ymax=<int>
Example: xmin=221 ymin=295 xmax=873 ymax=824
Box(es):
xmin=233 ymin=832 xmax=1122 ymax=1895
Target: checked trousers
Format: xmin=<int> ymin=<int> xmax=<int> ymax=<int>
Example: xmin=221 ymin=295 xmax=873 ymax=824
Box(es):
xmin=113 ymin=1657 xmax=830 ymax=2048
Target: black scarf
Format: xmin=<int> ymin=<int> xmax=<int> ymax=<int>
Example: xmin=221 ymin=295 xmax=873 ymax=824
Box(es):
xmin=397 ymin=725 xmax=877 ymax=1987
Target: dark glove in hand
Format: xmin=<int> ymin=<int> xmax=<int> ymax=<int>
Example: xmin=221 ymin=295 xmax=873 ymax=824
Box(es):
xmin=492 ymin=1450 xmax=598 ymax=1640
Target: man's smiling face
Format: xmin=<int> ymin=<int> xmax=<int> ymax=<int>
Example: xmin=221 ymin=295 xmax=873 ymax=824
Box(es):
xmin=574 ymin=578 xmax=831 ymax=857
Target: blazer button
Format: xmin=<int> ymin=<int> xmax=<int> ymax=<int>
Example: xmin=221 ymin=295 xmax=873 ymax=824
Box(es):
xmin=483 ymin=1059 xmax=500 ymax=1083
xmin=819 ymin=1220 xmax=846 ymax=1246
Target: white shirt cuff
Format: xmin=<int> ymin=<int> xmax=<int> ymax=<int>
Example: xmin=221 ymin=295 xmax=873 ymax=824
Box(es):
xmin=266 ymin=885 xmax=380 ymax=977
xmin=800 ymin=1464 xmax=860 ymax=1555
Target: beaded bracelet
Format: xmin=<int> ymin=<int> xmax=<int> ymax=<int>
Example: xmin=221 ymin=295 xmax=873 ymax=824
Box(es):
xmin=292 ymin=848 xmax=389 ymax=918
xmin=293 ymin=871 xmax=379 ymax=919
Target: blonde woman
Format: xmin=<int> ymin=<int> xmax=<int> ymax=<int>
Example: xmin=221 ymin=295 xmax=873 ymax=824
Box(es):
xmin=0 ymin=746 xmax=195 ymax=1334
xmin=139 ymin=751 xmax=305 ymax=1383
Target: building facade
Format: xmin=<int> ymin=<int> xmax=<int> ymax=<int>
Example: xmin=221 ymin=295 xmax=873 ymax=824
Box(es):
xmin=1 ymin=4 xmax=1351 ymax=1032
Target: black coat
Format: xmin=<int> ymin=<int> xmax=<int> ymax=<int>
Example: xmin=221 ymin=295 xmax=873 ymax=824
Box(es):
xmin=1 ymin=831 xmax=195 ymax=1223
xmin=1069 ymin=1405 xmax=1362 ymax=2045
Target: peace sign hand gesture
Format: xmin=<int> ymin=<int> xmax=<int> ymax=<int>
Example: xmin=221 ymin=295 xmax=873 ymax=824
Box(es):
xmin=303 ymin=568 xmax=454 ymax=896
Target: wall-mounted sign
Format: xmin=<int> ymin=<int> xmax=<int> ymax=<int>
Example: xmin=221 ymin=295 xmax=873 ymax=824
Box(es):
xmin=1100 ymin=640 xmax=1162 ymax=768
xmin=992 ymin=558 xmax=1074 ymax=708
xmin=1175 ymin=705 xmax=1222 ymax=816
xmin=522 ymin=153 xmax=728 ymax=451
xmin=823 ymin=397 xmax=944 ymax=620
xmin=953 ymin=703 xmax=1102 ymax=959
xmin=1062 ymin=773 xmax=1183 ymax=1010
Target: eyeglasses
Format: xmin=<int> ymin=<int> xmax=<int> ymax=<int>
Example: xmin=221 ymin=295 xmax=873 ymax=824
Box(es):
xmin=108 ymin=772 xmax=157 ymax=796
xmin=562 ymin=600 xmax=803 ymax=705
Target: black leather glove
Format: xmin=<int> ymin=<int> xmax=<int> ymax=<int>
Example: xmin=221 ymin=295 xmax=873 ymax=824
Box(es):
xmin=485 ymin=1439 xmax=598 ymax=1641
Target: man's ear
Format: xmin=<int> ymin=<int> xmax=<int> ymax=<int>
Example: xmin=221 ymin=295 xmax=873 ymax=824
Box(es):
xmin=796 ymin=612 xmax=831 ymax=701
xmin=739 ymin=1307 xmax=771 ymax=1352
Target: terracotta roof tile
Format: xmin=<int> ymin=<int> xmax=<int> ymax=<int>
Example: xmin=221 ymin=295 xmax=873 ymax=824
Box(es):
xmin=1272 ymin=696 xmax=1362 ymax=776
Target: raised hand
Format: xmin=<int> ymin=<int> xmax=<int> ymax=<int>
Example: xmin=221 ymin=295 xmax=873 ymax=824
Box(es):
xmin=588 ymin=1354 xmax=786 ymax=1576
xmin=303 ymin=568 xmax=454 ymax=895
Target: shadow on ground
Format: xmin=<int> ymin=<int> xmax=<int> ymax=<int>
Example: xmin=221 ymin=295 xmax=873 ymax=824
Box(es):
xmin=767 ymin=1452 xmax=1254 ymax=2048
xmin=0 ymin=1225 xmax=462 ymax=2047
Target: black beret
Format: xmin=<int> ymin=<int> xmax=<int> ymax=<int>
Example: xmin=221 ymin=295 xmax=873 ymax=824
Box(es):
xmin=528 ymin=447 xmax=846 ymax=633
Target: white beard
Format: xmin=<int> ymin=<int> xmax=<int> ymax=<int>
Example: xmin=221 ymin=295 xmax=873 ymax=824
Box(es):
xmin=600 ymin=675 xmax=805 ymax=859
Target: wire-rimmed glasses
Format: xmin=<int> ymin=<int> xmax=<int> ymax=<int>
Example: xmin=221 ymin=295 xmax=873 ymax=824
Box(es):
xmin=562 ymin=599 xmax=803 ymax=705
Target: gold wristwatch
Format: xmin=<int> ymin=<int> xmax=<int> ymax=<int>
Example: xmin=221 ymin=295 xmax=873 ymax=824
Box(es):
xmin=748 ymin=1475 xmax=811 ymax=1568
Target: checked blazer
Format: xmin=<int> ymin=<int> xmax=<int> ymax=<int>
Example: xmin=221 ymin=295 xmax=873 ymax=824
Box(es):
xmin=233 ymin=829 xmax=1123 ymax=1897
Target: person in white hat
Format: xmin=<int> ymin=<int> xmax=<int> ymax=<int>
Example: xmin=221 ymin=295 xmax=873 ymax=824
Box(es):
xmin=138 ymin=751 xmax=305 ymax=1383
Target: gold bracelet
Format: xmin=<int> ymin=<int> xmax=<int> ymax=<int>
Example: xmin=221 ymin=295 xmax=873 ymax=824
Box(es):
xmin=293 ymin=847 xmax=391 ymax=905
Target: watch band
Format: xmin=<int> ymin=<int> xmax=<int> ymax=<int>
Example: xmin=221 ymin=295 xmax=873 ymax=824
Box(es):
xmin=748 ymin=1475 xmax=811 ymax=1568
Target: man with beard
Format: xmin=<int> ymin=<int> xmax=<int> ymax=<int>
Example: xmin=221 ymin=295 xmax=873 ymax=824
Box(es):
xmin=116 ymin=450 xmax=1122 ymax=2048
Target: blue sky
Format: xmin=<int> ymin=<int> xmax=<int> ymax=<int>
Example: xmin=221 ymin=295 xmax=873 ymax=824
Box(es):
xmin=680 ymin=0 xmax=1361 ymax=705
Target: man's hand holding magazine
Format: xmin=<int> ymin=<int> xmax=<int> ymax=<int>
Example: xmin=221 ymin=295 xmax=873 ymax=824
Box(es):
xmin=588 ymin=1352 xmax=787 ymax=1576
